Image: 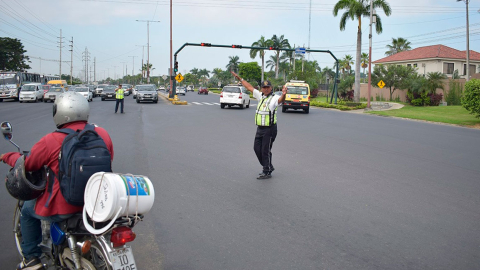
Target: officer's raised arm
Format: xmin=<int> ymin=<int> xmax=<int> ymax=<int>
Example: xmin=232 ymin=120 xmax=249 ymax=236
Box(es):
xmin=230 ymin=71 xmax=255 ymax=93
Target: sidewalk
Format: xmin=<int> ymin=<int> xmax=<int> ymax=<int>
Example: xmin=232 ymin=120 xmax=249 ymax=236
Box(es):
xmin=346 ymin=102 xmax=404 ymax=114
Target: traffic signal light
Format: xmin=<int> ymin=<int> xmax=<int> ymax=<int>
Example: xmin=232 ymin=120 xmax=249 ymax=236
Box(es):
xmin=232 ymin=45 xmax=243 ymax=48
xmin=268 ymin=46 xmax=278 ymax=50
xmin=200 ymin=42 xmax=211 ymax=47
xmin=174 ymin=61 xmax=178 ymax=72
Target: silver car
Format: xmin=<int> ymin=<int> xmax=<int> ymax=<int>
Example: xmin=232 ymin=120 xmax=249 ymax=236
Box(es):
xmin=136 ymin=84 xmax=158 ymax=103
xmin=44 ymin=87 xmax=65 ymax=103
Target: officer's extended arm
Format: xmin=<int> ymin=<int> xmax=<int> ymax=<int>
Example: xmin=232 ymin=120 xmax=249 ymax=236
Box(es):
xmin=230 ymin=71 xmax=254 ymax=93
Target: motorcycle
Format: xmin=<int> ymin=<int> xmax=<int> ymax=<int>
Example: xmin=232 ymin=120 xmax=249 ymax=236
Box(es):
xmin=1 ymin=121 xmax=149 ymax=270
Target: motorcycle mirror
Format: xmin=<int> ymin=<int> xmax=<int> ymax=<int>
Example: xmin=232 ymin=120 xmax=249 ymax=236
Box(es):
xmin=1 ymin=121 xmax=13 ymax=141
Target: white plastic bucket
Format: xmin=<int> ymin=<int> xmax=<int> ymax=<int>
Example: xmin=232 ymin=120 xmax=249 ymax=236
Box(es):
xmin=84 ymin=172 xmax=155 ymax=223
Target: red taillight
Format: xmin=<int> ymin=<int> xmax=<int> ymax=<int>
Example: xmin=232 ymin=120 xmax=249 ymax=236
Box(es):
xmin=110 ymin=227 xmax=136 ymax=247
xmin=239 ymin=93 xmax=242 ymax=99
xmin=220 ymin=92 xmax=223 ymax=98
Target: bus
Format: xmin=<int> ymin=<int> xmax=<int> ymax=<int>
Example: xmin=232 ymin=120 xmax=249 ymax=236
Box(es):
xmin=41 ymin=74 xmax=60 ymax=85
xmin=0 ymin=71 xmax=41 ymax=101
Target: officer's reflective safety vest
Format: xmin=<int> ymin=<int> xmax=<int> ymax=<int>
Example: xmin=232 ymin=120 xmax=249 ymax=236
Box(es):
xmin=116 ymin=88 xmax=124 ymax=99
xmin=255 ymin=94 xmax=277 ymax=126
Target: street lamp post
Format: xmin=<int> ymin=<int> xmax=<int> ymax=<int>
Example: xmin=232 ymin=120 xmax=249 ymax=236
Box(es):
xmin=457 ymin=0 xmax=470 ymax=81
xmin=136 ymin=20 xmax=160 ymax=84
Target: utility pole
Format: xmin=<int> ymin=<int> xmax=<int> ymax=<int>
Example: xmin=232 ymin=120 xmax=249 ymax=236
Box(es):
xmin=367 ymin=0 xmax=374 ymax=109
xmin=136 ymin=20 xmax=160 ymax=83
xmin=114 ymin=66 xmax=117 ymax=80
xmin=457 ymin=0 xmax=470 ymax=81
xmin=82 ymin=48 xmax=90 ymax=83
xmin=169 ymin=0 xmax=173 ymax=97
xmin=58 ymin=29 xmax=63 ymax=78
xmin=94 ymin=57 xmax=96 ymax=82
xmin=121 ymin=62 xmax=127 ymax=81
xmin=69 ymin=37 xmax=73 ymax=85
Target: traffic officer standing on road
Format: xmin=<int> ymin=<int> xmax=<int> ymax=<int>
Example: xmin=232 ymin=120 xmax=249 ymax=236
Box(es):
xmin=115 ymin=84 xmax=125 ymax=113
xmin=231 ymin=71 xmax=287 ymax=179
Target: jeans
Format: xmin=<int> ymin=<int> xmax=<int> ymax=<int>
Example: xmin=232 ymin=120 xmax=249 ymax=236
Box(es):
xmin=20 ymin=200 xmax=72 ymax=260
xmin=115 ymin=98 xmax=124 ymax=113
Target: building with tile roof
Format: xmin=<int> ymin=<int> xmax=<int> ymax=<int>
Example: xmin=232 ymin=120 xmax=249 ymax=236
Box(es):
xmin=373 ymin=44 xmax=480 ymax=80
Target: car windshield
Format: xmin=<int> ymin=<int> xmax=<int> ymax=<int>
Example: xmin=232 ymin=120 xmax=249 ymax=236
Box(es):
xmin=75 ymin=88 xmax=89 ymax=92
xmin=49 ymin=87 xmax=63 ymax=92
xmin=137 ymin=85 xmax=155 ymax=91
xmin=103 ymin=86 xmax=116 ymax=92
xmin=223 ymin=87 xmax=241 ymax=93
xmin=287 ymin=86 xmax=308 ymax=95
xmin=22 ymin=85 xmax=36 ymax=91
xmin=50 ymin=84 xmax=63 ymax=87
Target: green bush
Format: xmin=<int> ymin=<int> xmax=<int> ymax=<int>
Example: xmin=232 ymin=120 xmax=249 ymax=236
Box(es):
xmin=461 ymin=79 xmax=480 ymax=118
xmin=411 ymin=98 xmax=423 ymax=106
xmin=310 ymin=101 xmax=366 ymax=110
xmin=446 ymin=80 xmax=463 ymax=106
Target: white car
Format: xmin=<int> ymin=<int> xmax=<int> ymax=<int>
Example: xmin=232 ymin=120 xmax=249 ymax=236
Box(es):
xmin=19 ymin=83 xmax=43 ymax=103
xmin=176 ymin=87 xmax=186 ymax=95
xmin=74 ymin=86 xmax=93 ymax=102
xmin=220 ymin=85 xmax=250 ymax=109
xmin=186 ymin=85 xmax=194 ymax=92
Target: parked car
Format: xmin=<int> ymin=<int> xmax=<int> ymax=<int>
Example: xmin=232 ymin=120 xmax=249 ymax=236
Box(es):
xmin=176 ymin=86 xmax=186 ymax=95
xmin=136 ymin=84 xmax=158 ymax=103
xmin=74 ymin=87 xmax=93 ymax=102
xmin=44 ymin=87 xmax=65 ymax=102
xmin=198 ymin=87 xmax=208 ymax=95
xmin=158 ymin=86 xmax=165 ymax=91
xmin=19 ymin=83 xmax=43 ymax=103
xmin=101 ymin=86 xmax=117 ymax=101
xmin=186 ymin=85 xmax=194 ymax=92
xmin=220 ymin=85 xmax=250 ymax=109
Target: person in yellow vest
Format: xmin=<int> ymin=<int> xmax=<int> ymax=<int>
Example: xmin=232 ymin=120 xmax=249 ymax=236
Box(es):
xmin=231 ymin=71 xmax=287 ymax=179
xmin=115 ymin=84 xmax=125 ymax=113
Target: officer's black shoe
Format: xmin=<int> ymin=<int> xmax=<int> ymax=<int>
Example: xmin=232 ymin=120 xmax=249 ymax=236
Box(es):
xmin=17 ymin=257 xmax=44 ymax=270
xmin=257 ymin=173 xmax=271 ymax=180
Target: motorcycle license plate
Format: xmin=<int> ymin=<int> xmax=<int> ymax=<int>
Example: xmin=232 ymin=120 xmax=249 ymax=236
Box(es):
xmin=109 ymin=247 xmax=136 ymax=270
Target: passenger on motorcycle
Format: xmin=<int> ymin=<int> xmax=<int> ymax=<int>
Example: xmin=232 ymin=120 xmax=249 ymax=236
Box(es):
xmin=0 ymin=92 xmax=114 ymax=270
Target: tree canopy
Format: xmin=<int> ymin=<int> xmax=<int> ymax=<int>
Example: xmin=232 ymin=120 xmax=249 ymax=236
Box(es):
xmin=0 ymin=37 xmax=31 ymax=71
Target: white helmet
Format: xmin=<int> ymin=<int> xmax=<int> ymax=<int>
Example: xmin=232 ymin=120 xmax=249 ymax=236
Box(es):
xmin=53 ymin=91 xmax=89 ymax=128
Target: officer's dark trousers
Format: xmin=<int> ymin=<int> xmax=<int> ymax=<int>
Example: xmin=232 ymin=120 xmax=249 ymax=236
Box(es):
xmin=115 ymin=98 xmax=124 ymax=113
xmin=254 ymin=124 xmax=277 ymax=173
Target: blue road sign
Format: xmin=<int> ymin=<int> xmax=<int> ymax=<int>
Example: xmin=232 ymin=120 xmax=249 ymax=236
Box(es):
xmin=295 ymin=47 xmax=306 ymax=55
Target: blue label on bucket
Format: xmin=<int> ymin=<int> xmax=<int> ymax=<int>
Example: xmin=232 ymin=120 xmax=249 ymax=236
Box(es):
xmin=120 ymin=175 xmax=151 ymax=196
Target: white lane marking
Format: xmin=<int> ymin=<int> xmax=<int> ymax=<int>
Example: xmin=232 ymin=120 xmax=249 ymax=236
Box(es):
xmin=203 ymin=102 xmax=214 ymax=105
xmin=192 ymin=102 xmax=203 ymax=105
xmin=213 ymin=103 xmax=220 ymax=105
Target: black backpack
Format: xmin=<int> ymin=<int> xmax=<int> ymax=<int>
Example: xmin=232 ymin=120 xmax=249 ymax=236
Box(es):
xmin=55 ymin=124 xmax=112 ymax=206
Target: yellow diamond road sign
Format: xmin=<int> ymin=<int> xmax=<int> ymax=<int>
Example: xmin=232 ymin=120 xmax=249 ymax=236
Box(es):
xmin=175 ymin=73 xmax=184 ymax=83
xmin=377 ymin=80 xmax=385 ymax=89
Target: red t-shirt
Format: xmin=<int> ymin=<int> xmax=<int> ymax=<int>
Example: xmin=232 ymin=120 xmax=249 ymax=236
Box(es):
xmin=2 ymin=121 xmax=114 ymax=217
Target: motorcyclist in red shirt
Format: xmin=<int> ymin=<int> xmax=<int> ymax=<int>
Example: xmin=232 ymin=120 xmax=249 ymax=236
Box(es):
xmin=0 ymin=92 xmax=114 ymax=270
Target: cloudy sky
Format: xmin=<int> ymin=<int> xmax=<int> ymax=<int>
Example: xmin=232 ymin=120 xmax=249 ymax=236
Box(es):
xmin=1 ymin=0 xmax=479 ymax=81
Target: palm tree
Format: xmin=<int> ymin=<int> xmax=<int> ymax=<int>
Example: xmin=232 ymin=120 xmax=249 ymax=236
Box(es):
xmin=385 ymin=37 xmax=412 ymax=56
xmin=250 ymin=36 xmax=272 ymax=82
xmin=343 ymin=55 xmax=354 ymax=74
xmin=333 ymin=0 xmax=392 ymax=102
xmin=361 ymin=52 xmax=369 ymax=82
xmin=425 ymin=72 xmax=447 ymax=94
xmin=226 ymin=56 xmax=240 ymax=73
xmin=198 ymin=68 xmax=210 ymax=86
xmin=270 ymin=34 xmax=291 ymax=79
xmin=266 ymin=54 xmax=287 ymax=73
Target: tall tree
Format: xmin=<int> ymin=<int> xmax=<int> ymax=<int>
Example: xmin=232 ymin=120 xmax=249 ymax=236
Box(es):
xmin=226 ymin=56 xmax=240 ymax=73
xmin=198 ymin=68 xmax=210 ymax=86
xmin=385 ymin=37 xmax=412 ymax=56
xmin=250 ymin=36 xmax=272 ymax=82
xmin=0 ymin=38 xmax=31 ymax=71
xmin=270 ymin=35 xmax=291 ymax=79
xmin=333 ymin=0 xmax=392 ymax=102
xmin=361 ymin=52 xmax=369 ymax=81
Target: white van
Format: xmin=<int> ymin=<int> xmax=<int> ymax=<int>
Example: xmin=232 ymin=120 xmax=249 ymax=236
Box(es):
xmin=19 ymin=83 xmax=43 ymax=103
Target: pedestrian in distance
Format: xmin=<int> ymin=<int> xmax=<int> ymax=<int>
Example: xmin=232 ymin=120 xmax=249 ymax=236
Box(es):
xmin=115 ymin=84 xmax=125 ymax=113
xmin=230 ymin=71 xmax=287 ymax=180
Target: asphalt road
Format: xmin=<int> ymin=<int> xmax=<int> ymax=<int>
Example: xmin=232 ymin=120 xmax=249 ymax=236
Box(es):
xmin=0 ymin=92 xmax=479 ymax=270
